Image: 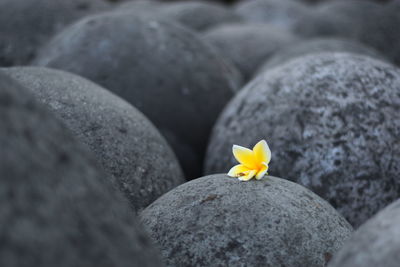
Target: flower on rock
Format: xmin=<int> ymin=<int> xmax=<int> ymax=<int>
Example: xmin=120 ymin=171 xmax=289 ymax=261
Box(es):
xmin=227 ymin=140 xmax=271 ymax=181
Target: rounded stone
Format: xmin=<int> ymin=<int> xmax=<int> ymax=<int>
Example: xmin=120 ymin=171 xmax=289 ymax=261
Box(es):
xmin=205 ymin=53 xmax=400 ymax=227
xmin=33 ymin=12 xmax=243 ymax=179
xmin=256 ymin=38 xmax=386 ymax=76
xmin=328 ymin=199 xmax=400 ymax=267
xmin=295 ymin=0 xmax=382 ymax=40
xmin=0 ymin=71 xmax=162 ymax=266
xmin=202 ymin=23 xmax=298 ymax=81
xmin=141 ymin=174 xmax=353 ymax=267
xmin=0 ymin=0 xmax=111 ymax=67
xmin=234 ymin=0 xmax=310 ymax=31
xmin=294 ymin=1 xmax=400 ymax=66
xmin=116 ymin=0 xmax=242 ymax=31
xmin=361 ymin=1 xmax=400 ymax=66
xmin=2 ymin=66 xmax=184 ymax=212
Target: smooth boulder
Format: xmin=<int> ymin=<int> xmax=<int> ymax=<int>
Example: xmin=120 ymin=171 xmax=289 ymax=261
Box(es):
xmin=116 ymin=0 xmax=242 ymax=31
xmin=0 ymin=71 xmax=162 ymax=267
xmin=2 ymin=66 xmax=185 ymax=212
xmin=141 ymin=174 xmax=353 ymax=267
xmin=205 ymin=53 xmax=400 ymax=227
xmin=203 ymin=23 xmax=298 ymax=81
xmin=329 ymin=199 xmax=400 ymax=267
xmin=33 ymin=12 xmax=243 ymax=179
xmin=295 ymin=1 xmax=400 ymax=65
xmin=0 ymin=0 xmax=110 ymax=66
xmin=234 ymin=0 xmax=310 ymax=31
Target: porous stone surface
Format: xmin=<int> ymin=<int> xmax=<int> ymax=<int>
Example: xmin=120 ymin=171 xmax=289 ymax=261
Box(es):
xmin=234 ymin=0 xmax=310 ymax=31
xmin=141 ymin=174 xmax=353 ymax=267
xmin=2 ymin=66 xmax=184 ymax=212
xmin=33 ymin=12 xmax=243 ymax=179
xmin=256 ymin=38 xmax=385 ymax=75
xmin=0 ymin=0 xmax=111 ymax=66
xmin=116 ymin=1 xmax=242 ymax=31
xmin=328 ymin=199 xmax=400 ymax=267
xmin=0 ymin=71 xmax=162 ymax=267
xmin=203 ymin=23 xmax=298 ymax=81
xmin=205 ymin=53 xmax=400 ymax=227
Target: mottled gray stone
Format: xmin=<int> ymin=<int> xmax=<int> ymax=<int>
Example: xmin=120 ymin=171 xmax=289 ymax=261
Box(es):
xmin=0 ymin=71 xmax=163 ymax=267
xmin=33 ymin=12 xmax=243 ymax=179
xmin=141 ymin=174 xmax=353 ymax=267
xmin=205 ymin=53 xmax=400 ymax=227
xmin=234 ymin=0 xmax=310 ymax=31
xmin=329 ymin=199 xmax=400 ymax=267
xmin=2 ymin=66 xmax=184 ymax=212
xmin=0 ymin=0 xmax=111 ymax=66
xmin=256 ymin=38 xmax=385 ymax=76
xmin=202 ymin=23 xmax=298 ymax=81
xmin=116 ymin=1 xmax=242 ymax=31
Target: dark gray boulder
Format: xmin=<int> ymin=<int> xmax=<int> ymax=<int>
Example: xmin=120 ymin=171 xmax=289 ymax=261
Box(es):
xmin=295 ymin=1 xmax=400 ymax=66
xmin=0 ymin=0 xmax=111 ymax=66
xmin=295 ymin=0 xmax=382 ymax=39
xmin=141 ymin=174 xmax=353 ymax=267
xmin=0 ymin=71 xmax=162 ymax=267
xmin=2 ymin=66 xmax=184 ymax=212
xmin=256 ymin=38 xmax=385 ymax=75
xmin=234 ymin=0 xmax=310 ymax=31
xmin=116 ymin=0 xmax=242 ymax=31
xmin=202 ymin=23 xmax=298 ymax=81
xmin=205 ymin=53 xmax=400 ymax=227
xmin=33 ymin=12 xmax=243 ymax=179
xmin=362 ymin=1 xmax=400 ymax=66
xmin=329 ymin=199 xmax=400 ymax=267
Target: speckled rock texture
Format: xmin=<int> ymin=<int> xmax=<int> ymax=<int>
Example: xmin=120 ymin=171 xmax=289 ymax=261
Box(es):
xmin=295 ymin=1 xmax=400 ymax=66
xmin=202 ymin=23 xmax=298 ymax=81
xmin=0 ymin=71 xmax=163 ymax=267
xmin=33 ymin=12 xmax=243 ymax=179
xmin=2 ymin=66 xmax=184 ymax=212
xmin=141 ymin=174 xmax=353 ymax=267
xmin=116 ymin=0 xmax=242 ymax=31
xmin=256 ymin=38 xmax=385 ymax=76
xmin=234 ymin=0 xmax=310 ymax=31
xmin=205 ymin=53 xmax=400 ymax=227
xmin=0 ymin=0 xmax=111 ymax=67
xmin=328 ymin=199 xmax=400 ymax=267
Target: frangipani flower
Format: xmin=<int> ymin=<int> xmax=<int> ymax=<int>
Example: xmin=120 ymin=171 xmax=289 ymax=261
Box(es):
xmin=227 ymin=140 xmax=271 ymax=181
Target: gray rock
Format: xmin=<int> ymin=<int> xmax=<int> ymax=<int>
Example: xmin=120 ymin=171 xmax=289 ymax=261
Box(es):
xmin=116 ymin=1 xmax=242 ymax=31
xmin=205 ymin=53 xmax=400 ymax=227
xmin=329 ymin=199 xmax=400 ymax=267
xmin=0 ymin=71 xmax=162 ymax=267
xmin=141 ymin=174 xmax=353 ymax=267
xmin=0 ymin=0 xmax=111 ymax=66
xmin=116 ymin=0 xmax=160 ymax=10
xmin=202 ymin=23 xmax=298 ymax=81
xmin=256 ymin=38 xmax=386 ymax=76
xmin=295 ymin=1 xmax=381 ymax=39
xmin=362 ymin=2 xmax=400 ymax=66
xmin=234 ymin=0 xmax=310 ymax=31
xmin=294 ymin=1 xmax=400 ymax=66
xmin=33 ymin=12 xmax=243 ymax=179
xmin=2 ymin=66 xmax=184 ymax=212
